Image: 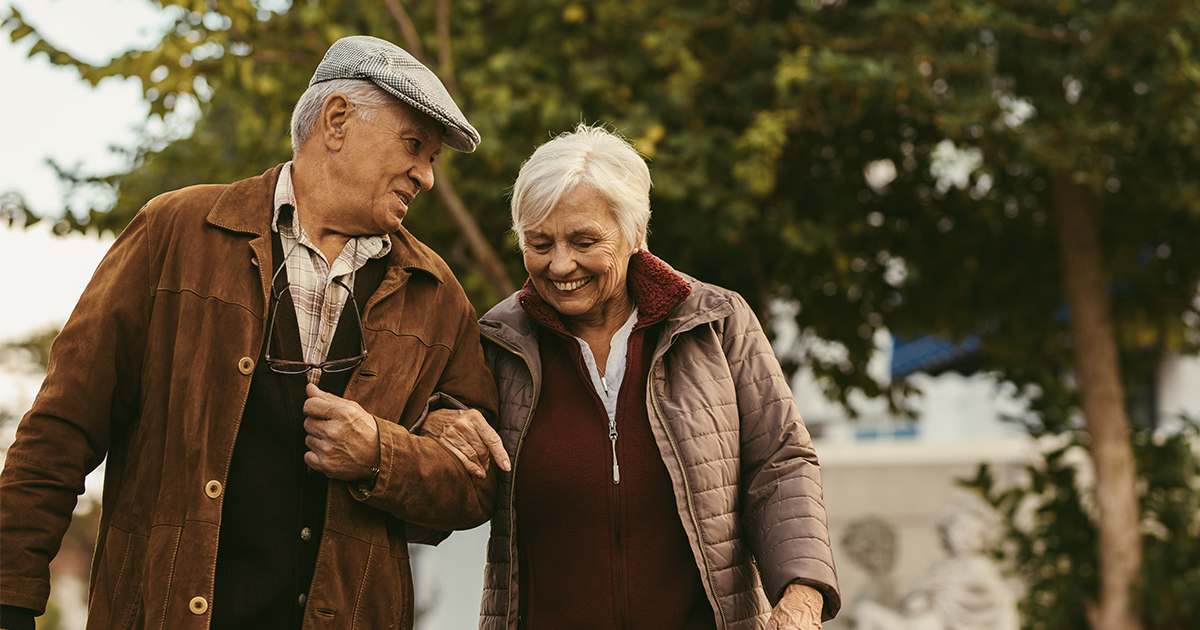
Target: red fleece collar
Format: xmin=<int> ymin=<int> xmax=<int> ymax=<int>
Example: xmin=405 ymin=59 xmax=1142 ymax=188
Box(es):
xmin=518 ymin=250 xmax=693 ymax=336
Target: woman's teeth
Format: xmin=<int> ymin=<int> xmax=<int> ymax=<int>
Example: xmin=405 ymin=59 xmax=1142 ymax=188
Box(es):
xmin=553 ymin=277 xmax=591 ymax=291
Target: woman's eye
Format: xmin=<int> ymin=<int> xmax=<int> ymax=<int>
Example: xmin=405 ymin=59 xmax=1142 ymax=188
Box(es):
xmin=530 ymin=243 xmax=551 ymax=252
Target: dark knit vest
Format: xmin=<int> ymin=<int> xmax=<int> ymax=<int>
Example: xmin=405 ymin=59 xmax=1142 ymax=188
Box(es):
xmin=211 ymin=230 xmax=386 ymax=629
xmin=513 ymin=252 xmax=717 ymax=630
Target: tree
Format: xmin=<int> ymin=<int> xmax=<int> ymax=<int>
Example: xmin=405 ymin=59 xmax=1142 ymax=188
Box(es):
xmin=964 ymin=416 xmax=1200 ymax=630
xmin=6 ymin=2 xmax=1200 ymax=628
xmin=4 ymin=0 xmax=517 ymax=301
xmin=744 ymin=5 xmax=1200 ymax=629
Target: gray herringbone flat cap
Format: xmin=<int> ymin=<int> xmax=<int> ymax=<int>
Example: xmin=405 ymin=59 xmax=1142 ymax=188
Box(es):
xmin=310 ymin=35 xmax=480 ymax=153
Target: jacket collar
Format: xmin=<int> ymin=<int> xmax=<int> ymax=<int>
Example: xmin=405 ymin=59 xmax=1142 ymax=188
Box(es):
xmin=515 ymin=250 xmax=693 ymax=337
xmin=204 ymin=165 xmax=283 ymax=237
xmin=203 ymin=164 xmax=444 ymax=283
xmin=480 ymin=252 xmax=741 ymax=369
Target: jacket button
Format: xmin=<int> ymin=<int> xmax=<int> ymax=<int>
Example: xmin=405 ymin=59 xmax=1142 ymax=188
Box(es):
xmin=300 ymin=527 xmax=312 ymax=542
xmin=250 ymin=257 xmax=259 ymax=268
xmin=298 ymin=593 xmax=307 ymax=607
xmin=205 ymin=480 xmax=222 ymax=499
xmin=238 ymin=357 xmax=255 ymax=375
xmin=189 ymin=596 xmax=208 ymax=615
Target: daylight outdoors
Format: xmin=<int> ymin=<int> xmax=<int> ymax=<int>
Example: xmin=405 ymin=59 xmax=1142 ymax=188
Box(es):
xmin=2 ymin=1 xmax=1199 ymax=630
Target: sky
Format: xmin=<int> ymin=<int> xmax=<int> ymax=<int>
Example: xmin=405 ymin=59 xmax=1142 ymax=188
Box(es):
xmin=0 ymin=0 xmax=172 ymax=420
xmin=0 ymin=0 xmax=171 ymax=342
xmin=1 ymin=0 xmax=172 ymax=211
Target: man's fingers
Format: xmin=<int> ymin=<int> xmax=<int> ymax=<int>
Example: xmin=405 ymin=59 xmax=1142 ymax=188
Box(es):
xmin=303 ymin=386 xmax=366 ymax=423
xmin=303 ymin=450 xmax=322 ymax=472
xmin=305 ymin=383 xmax=352 ymax=410
xmin=306 ymin=382 xmax=336 ymax=400
xmin=303 ymin=395 xmax=334 ymax=419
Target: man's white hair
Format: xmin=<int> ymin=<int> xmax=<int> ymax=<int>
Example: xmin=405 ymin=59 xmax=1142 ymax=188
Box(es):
xmin=289 ymin=79 xmax=397 ymax=156
xmin=511 ymin=124 xmax=652 ymax=251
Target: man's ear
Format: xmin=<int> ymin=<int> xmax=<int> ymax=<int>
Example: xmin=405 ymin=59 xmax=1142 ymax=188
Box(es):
xmin=320 ymin=92 xmax=353 ymax=151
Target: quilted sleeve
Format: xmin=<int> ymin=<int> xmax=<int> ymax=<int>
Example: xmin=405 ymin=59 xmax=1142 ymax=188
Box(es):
xmin=723 ymin=293 xmax=841 ymax=621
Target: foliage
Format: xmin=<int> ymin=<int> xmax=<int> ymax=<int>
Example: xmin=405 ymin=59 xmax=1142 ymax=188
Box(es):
xmin=963 ymin=417 xmax=1200 ymax=630
xmin=5 ymin=2 xmax=1200 ymax=626
xmin=5 ymin=0 xmax=1200 ymax=416
xmin=1 ymin=326 xmax=61 ymax=372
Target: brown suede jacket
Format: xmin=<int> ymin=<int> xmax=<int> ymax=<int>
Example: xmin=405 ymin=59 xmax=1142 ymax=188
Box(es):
xmin=0 ymin=166 xmax=498 ymax=630
xmin=477 ymin=252 xmax=840 ymax=630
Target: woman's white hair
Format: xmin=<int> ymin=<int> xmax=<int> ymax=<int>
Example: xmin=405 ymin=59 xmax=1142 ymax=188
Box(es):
xmin=289 ymin=79 xmax=397 ymax=156
xmin=511 ymin=124 xmax=652 ymax=250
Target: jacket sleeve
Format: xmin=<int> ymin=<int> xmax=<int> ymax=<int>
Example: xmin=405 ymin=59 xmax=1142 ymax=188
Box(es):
xmin=0 ymin=211 xmax=153 ymax=613
xmin=403 ymin=392 xmax=482 ymax=546
xmin=350 ymin=292 xmax=499 ymax=533
xmin=723 ymin=293 xmax=841 ymax=621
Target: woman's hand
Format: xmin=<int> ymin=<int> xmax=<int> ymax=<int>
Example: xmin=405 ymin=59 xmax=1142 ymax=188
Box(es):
xmin=766 ymin=583 xmax=824 ymax=630
xmin=421 ymin=407 xmax=510 ymax=478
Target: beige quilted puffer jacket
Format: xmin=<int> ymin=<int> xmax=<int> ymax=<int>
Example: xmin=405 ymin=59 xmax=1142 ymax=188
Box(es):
xmin=476 ymin=265 xmax=840 ymax=630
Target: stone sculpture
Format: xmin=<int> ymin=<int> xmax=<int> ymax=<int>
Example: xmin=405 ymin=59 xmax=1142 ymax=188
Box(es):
xmin=854 ymin=500 xmax=1019 ymax=630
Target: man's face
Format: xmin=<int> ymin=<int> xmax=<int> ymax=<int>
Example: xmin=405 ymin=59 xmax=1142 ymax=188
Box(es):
xmin=332 ymin=100 xmax=444 ymax=236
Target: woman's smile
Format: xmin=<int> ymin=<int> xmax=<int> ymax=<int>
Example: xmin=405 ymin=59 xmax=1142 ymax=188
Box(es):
xmin=552 ymin=277 xmax=593 ymax=292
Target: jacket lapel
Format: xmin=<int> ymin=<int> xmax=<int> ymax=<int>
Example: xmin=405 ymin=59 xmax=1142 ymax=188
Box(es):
xmin=365 ymin=227 xmax=444 ymax=315
xmin=204 ymin=165 xmax=283 ymax=322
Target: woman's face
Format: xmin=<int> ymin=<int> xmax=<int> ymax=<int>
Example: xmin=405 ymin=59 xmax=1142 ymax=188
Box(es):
xmin=521 ymin=186 xmax=635 ymax=328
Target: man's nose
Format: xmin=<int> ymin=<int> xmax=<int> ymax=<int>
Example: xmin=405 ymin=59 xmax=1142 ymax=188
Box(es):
xmin=411 ymin=160 xmax=435 ymax=191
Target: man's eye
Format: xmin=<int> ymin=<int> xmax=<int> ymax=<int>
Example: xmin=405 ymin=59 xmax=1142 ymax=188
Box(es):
xmin=408 ymin=138 xmax=421 ymax=152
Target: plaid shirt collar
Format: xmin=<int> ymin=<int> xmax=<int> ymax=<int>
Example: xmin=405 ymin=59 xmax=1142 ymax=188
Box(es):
xmin=270 ymin=162 xmax=394 ymax=256
xmin=270 ymin=162 xmax=392 ymax=383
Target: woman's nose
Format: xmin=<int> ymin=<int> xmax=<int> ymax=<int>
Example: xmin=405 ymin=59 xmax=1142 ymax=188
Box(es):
xmin=548 ymin=247 xmax=575 ymax=275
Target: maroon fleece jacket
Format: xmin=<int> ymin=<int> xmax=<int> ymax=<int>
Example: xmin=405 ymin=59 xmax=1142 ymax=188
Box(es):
xmin=512 ymin=269 xmax=717 ymax=630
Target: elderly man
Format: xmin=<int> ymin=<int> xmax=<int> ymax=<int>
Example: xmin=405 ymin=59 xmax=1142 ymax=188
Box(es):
xmin=0 ymin=36 xmax=501 ymax=630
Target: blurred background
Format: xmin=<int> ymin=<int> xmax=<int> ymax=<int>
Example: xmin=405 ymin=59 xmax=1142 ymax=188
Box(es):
xmin=2 ymin=1 xmax=1199 ymax=629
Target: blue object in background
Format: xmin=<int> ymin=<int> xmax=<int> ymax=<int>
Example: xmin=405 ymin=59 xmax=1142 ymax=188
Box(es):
xmin=890 ymin=334 xmax=982 ymax=380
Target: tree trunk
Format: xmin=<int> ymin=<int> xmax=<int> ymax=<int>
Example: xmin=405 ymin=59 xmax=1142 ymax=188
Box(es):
xmin=433 ymin=162 xmax=516 ymax=299
xmin=384 ymin=0 xmax=515 ymax=300
xmin=1049 ymin=170 xmax=1143 ymax=630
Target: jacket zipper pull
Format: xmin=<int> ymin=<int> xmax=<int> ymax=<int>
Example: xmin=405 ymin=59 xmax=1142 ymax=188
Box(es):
xmin=609 ymin=419 xmax=620 ymax=484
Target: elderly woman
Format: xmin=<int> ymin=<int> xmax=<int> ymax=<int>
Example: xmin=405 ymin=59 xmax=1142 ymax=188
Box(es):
xmin=428 ymin=124 xmax=839 ymax=630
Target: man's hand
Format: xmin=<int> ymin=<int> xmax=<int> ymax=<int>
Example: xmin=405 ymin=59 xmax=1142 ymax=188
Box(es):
xmin=766 ymin=583 xmax=824 ymax=630
xmin=302 ymin=383 xmax=382 ymax=481
xmin=420 ymin=408 xmax=510 ymax=478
